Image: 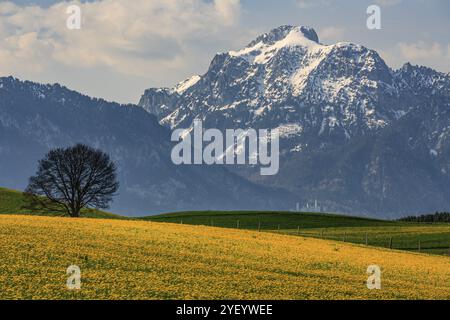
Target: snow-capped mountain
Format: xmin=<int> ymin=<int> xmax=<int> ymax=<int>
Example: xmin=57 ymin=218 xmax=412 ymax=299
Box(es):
xmin=0 ymin=76 xmax=294 ymax=216
xmin=140 ymin=25 xmax=450 ymax=217
xmin=141 ymin=26 xmax=399 ymax=138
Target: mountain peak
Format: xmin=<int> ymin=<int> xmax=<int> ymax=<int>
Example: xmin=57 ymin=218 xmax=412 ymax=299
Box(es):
xmin=229 ymin=25 xmax=322 ymax=64
xmin=248 ymin=25 xmax=319 ymax=48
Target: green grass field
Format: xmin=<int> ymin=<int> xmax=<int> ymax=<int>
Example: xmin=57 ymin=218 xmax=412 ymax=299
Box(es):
xmin=141 ymin=210 xmax=396 ymax=228
xmin=142 ymin=211 xmax=450 ymax=256
xmin=0 ymin=187 xmax=123 ymax=220
xmin=281 ymin=225 xmax=450 ymax=255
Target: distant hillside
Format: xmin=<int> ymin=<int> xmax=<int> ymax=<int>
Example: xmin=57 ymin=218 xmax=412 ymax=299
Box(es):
xmin=0 ymin=187 xmax=124 ymax=219
xmin=142 ymin=210 xmax=393 ymax=229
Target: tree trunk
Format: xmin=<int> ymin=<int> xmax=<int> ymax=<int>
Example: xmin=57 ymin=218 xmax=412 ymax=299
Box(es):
xmin=69 ymin=204 xmax=81 ymax=217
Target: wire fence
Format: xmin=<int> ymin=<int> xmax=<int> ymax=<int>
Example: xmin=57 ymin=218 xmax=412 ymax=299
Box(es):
xmin=177 ymin=219 xmax=450 ymax=256
xmin=272 ymin=228 xmax=450 ymax=256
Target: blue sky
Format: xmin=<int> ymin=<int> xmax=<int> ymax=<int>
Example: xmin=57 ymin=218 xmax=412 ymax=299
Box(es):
xmin=1 ymin=0 xmax=449 ymax=103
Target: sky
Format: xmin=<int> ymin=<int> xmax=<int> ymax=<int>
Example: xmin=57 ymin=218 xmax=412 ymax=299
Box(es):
xmin=1 ymin=0 xmax=449 ymax=104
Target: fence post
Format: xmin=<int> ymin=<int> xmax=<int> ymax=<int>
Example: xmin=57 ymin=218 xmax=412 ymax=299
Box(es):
xmin=277 ymin=224 xmax=280 ymax=233
xmin=297 ymin=226 xmax=300 ymax=236
xmin=180 ymin=219 xmax=183 ymax=225
xmin=237 ymin=220 xmax=240 ymax=229
xmin=365 ymin=232 xmax=368 ymax=246
xmin=389 ymin=237 xmax=393 ymax=249
xmin=321 ymin=229 xmax=324 ymax=239
xmin=418 ymin=241 xmax=421 ymax=253
xmin=258 ymin=221 xmax=261 ymax=232
xmin=343 ymin=232 xmax=346 ymax=242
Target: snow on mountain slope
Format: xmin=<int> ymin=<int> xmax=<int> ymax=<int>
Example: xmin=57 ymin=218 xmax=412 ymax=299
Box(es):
xmin=175 ymin=75 xmax=201 ymax=94
xmin=140 ymin=25 xmax=399 ymax=142
xmin=229 ymin=26 xmax=322 ymax=64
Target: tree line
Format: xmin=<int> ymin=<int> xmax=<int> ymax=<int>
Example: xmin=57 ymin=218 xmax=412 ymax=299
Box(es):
xmin=398 ymin=212 xmax=450 ymax=223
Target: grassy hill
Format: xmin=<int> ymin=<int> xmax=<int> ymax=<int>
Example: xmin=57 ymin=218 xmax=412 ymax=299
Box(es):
xmin=143 ymin=211 xmax=450 ymax=256
xmin=141 ymin=210 xmax=395 ymax=229
xmin=2 ymin=187 xmax=449 ymax=255
xmin=0 ymin=214 xmax=448 ymax=300
xmin=0 ymin=187 xmax=124 ymax=220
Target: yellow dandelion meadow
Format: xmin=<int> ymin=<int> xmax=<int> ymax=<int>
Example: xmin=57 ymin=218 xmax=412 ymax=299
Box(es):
xmin=0 ymin=215 xmax=449 ymax=300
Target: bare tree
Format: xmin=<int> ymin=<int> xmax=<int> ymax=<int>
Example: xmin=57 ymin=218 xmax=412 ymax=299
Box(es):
xmin=25 ymin=144 xmax=119 ymax=217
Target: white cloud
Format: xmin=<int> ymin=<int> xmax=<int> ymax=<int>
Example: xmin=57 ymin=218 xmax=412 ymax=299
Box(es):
xmin=297 ymin=0 xmax=402 ymax=9
xmin=214 ymin=0 xmax=241 ymax=26
xmin=375 ymin=0 xmax=403 ymax=7
xmin=296 ymin=0 xmax=403 ymax=9
xmin=0 ymin=0 xmax=244 ymax=102
xmin=318 ymin=27 xmax=346 ymax=43
xmin=295 ymin=0 xmax=331 ymax=8
xmin=378 ymin=41 xmax=450 ymax=72
xmin=398 ymin=41 xmax=444 ymax=60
